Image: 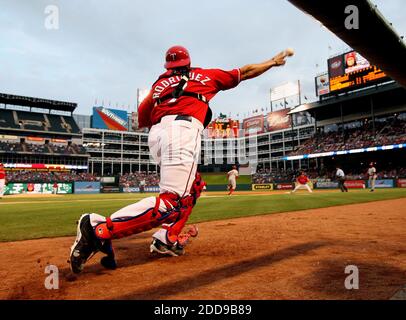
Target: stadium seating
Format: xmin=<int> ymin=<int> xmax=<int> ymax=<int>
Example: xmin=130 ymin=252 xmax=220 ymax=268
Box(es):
xmin=119 ymin=172 xmax=160 ymax=188
xmin=46 ymin=114 xmax=65 ymax=132
xmin=63 ymin=116 xmax=80 ymax=134
xmin=0 ymin=141 xmax=23 ymax=153
xmin=0 ymin=110 xmax=19 ymax=129
xmin=5 ymin=171 xmax=160 ymax=186
xmin=0 ymin=140 xmax=88 ymax=155
xmin=0 ymin=109 xmax=81 ymax=134
xmin=6 ymin=171 xmax=99 ymax=183
xmin=289 ymin=118 xmax=406 ymax=156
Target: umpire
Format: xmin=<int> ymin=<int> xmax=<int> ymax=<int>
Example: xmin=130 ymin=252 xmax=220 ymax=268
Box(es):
xmin=336 ymin=166 xmax=348 ymax=192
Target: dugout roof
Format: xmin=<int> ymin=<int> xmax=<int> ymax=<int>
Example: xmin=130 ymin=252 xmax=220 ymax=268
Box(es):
xmin=0 ymin=93 xmax=77 ymax=113
xmin=288 ymin=0 xmax=406 ymax=89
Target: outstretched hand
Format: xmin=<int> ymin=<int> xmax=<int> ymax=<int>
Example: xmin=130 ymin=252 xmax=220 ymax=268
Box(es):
xmin=271 ymin=51 xmax=289 ymax=66
xmin=240 ymin=48 xmax=294 ymax=81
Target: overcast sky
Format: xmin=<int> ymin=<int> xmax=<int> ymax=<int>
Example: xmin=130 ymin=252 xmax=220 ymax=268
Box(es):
xmin=0 ymin=0 xmax=405 ymax=118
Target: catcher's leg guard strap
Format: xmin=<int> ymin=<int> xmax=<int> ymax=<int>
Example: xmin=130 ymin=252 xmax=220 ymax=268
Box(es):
xmin=162 ymin=195 xmax=194 ymax=244
xmin=95 ymin=193 xmax=180 ymax=240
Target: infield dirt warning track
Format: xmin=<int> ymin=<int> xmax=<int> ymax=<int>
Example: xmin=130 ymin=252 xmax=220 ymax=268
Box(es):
xmin=1 ymin=198 xmax=406 ymax=300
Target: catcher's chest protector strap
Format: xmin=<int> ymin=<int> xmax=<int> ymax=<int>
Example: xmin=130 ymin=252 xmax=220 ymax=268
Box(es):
xmin=154 ymin=73 xmax=208 ymax=106
xmin=153 ymin=71 xmax=213 ymax=128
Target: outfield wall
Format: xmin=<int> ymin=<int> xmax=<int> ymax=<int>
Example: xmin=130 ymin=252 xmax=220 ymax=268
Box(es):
xmin=3 ymin=179 xmax=405 ymax=195
xmin=251 ymin=179 xmax=405 ymax=191
xmin=4 ymin=183 xmax=73 ymax=195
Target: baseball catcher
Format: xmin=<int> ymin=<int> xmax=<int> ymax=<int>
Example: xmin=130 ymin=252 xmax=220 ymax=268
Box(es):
xmin=69 ymin=45 xmax=293 ymax=273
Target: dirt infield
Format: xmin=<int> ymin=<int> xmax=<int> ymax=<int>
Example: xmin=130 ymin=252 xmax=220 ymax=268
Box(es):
xmin=1 ymin=198 xmax=405 ymax=300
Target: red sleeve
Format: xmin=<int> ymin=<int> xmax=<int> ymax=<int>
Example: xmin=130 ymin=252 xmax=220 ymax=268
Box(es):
xmin=209 ymin=68 xmax=241 ymax=91
xmin=137 ymin=92 xmax=154 ymax=129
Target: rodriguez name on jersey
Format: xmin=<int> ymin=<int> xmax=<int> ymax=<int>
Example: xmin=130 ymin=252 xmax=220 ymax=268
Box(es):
xmin=152 ymin=71 xmax=212 ymax=99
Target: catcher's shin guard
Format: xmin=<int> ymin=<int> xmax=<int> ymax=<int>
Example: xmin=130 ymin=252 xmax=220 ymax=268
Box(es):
xmin=94 ymin=193 xmax=181 ymax=240
xmin=164 ymin=195 xmax=194 ymax=244
xmin=159 ymin=174 xmax=205 ymax=245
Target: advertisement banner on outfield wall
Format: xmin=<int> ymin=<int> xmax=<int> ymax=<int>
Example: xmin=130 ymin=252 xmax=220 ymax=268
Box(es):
xmin=368 ymin=179 xmax=394 ymax=189
xmin=145 ymin=186 xmax=160 ymax=192
xmin=74 ymin=182 xmax=101 ymax=194
xmin=4 ymin=183 xmax=26 ymax=195
xmin=397 ymin=179 xmax=406 ymax=188
xmin=275 ymin=183 xmax=294 ymax=190
xmin=122 ymin=186 xmax=160 ymax=193
xmin=101 ymin=186 xmax=121 ymax=193
xmin=315 ymin=181 xmax=339 ymax=189
xmin=5 ymin=183 xmax=72 ymax=195
xmin=252 ymin=184 xmax=274 ymax=191
xmin=344 ymin=180 xmax=365 ymax=189
xmin=123 ymin=187 xmax=140 ymax=193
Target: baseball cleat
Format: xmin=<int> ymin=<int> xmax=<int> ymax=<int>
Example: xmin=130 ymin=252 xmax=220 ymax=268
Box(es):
xmin=69 ymin=214 xmax=99 ymax=274
xmin=150 ymin=238 xmax=185 ymax=257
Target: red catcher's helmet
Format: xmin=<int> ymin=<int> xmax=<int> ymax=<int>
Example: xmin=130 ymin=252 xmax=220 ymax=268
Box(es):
xmin=164 ymin=45 xmax=191 ymax=69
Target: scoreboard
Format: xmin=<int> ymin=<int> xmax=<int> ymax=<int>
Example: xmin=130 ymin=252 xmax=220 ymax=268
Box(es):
xmin=326 ymin=51 xmax=390 ymax=94
xmin=329 ymin=65 xmax=388 ymax=92
xmin=207 ymin=118 xmax=239 ymax=139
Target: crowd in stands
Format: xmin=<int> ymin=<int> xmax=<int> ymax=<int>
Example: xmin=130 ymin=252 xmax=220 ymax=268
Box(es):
xmin=336 ymin=168 xmax=406 ymax=180
xmin=252 ymin=168 xmax=296 ymax=183
xmin=252 ymin=167 xmax=406 ymax=183
xmin=6 ymin=171 xmax=99 ymax=183
xmin=4 ymin=170 xmax=162 ymax=186
xmin=0 ymin=141 xmax=88 ymax=155
xmin=119 ymin=172 xmax=160 ymax=188
xmin=0 ymin=141 xmax=23 ymax=153
xmin=289 ymin=118 xmax=406 ymax=156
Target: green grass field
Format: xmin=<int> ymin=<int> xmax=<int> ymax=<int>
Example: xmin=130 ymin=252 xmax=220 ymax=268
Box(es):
xmin=0 ymin=189 xmax=405 ymax=242
xmin=201 ymin=174 xmax=251 ymax=185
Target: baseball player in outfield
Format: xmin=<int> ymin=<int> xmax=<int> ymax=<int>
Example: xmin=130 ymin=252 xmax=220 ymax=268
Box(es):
xmin=70 ymin=45 xmax=292 ymax=273
xmin=0 ymin=163 xmax=5 ymax=199
xmin=367 ymin=162 xmax=377 ymax=192
xmin=291 ymin=171 xmax=313 ymax=193
xmin=227 ymin=165 xmax=239 ymax=195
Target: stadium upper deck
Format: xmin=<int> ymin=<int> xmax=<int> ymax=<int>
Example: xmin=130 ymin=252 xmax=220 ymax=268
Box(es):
xmin=0 ymin=93 xmax=88 ymax=168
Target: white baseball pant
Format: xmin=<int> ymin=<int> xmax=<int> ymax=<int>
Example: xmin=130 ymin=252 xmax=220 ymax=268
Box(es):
xmin=292 ymin=183 xmax=313 ymax=193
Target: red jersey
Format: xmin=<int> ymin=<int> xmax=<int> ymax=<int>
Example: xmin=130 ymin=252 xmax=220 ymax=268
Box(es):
xmin=297 ymin=175 xmax=309 ymax=185
xmin=138 ymin=68 xmax=241 ymax=128
xmin=0 ymin=168 xmax=5 ymax=180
